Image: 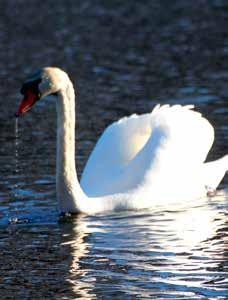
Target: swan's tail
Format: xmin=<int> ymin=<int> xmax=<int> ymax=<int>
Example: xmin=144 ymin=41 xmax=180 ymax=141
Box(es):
xmin=203 ymin=155 xmax=228 ymax=191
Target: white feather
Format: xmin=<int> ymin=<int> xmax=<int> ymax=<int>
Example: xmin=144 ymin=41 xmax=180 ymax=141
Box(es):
xmin=23 ymin=68 xmax=227 ymax=214
xmin=81 ymin=104 xmax=215 ymax=198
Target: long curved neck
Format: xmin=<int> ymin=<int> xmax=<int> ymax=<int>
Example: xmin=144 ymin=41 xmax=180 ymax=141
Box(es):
xmin=56 ymin=80 xmax=86 ymax=212
xmin=54 ymin=74 xmax=132 ymax=214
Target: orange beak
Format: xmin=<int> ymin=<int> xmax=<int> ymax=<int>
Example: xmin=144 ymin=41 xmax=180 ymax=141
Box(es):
xmin=15 ymin=90 xmax=39 ymax=117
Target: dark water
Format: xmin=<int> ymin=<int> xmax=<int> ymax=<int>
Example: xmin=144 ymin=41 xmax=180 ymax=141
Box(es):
xmin=0 ymin=1 xmax=227 ymax=299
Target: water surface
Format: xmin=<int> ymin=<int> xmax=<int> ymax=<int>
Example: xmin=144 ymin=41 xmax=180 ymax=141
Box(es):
xmin=0 ymin=1 xmax=227 ymax=299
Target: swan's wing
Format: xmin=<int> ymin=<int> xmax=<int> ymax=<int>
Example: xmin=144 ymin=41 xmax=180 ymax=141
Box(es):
xmin=134 ymin=105 xmax=215 ymax=198
xmin=81 ymin=104 xmax=215 ymax=197
xmin=145 ymin=104 xmax=214 ymax=168
xmin=80 ymin=112 xmax=153 ymax=195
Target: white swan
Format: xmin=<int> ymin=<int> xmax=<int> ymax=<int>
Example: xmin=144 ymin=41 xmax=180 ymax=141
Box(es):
xmin=15 ymin=67 xmax=228 ymax=214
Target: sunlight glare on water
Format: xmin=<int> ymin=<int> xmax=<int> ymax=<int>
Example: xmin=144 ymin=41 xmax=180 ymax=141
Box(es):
xmin=66 ymin=195 xmax=228 ymax=299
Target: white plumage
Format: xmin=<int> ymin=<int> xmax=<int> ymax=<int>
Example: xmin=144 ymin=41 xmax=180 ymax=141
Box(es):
xmin=81 ymin=104 xmax=215 ymax=197
xmin=17 ymin=68 xmax=228 ymax=214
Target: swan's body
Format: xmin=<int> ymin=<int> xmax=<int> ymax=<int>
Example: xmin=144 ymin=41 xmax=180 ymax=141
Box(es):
xmin=16 ymin=67 xmax=228 ymax=214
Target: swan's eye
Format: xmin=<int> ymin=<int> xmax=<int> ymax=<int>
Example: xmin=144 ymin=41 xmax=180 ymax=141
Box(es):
xmin=20 ymin=78 xmax=41 ymax=96
xmin=15 ymin=79 xmax=42 ymax=117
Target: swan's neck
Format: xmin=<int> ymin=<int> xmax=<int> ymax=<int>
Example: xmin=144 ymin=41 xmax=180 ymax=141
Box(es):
xmin=55 ymin=76 xmax=131 ymax=214
xmin=56 ymin=81 xmax=85 ymax=212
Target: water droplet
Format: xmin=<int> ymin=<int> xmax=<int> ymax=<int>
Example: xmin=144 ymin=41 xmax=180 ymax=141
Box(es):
xmin=11 ymin=118 xmax=20 ymax=205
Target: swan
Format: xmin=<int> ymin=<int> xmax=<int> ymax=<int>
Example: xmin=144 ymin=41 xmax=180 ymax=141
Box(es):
xmin=15 ymin=67 xmax=228 ymax=214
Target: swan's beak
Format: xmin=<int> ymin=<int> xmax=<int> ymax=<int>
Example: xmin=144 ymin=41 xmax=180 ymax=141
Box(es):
xmin=15 ymin=90 xmax=39 ymax=117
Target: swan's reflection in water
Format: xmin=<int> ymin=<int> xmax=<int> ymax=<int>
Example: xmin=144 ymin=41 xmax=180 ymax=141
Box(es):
xmin=63 ymin=220 xmax=97 ymax=299
xmin=67 ymin=191 xmax=227 ymax=299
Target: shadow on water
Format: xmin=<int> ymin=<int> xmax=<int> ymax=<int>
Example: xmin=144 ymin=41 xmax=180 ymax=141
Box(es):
xmin=0 ymin=0 xmax=227 ymax=298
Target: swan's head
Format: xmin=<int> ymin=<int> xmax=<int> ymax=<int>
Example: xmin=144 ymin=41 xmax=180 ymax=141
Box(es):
xmin=15 ymin=67 xmax=69 ymax=117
